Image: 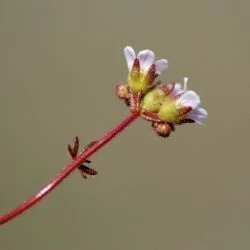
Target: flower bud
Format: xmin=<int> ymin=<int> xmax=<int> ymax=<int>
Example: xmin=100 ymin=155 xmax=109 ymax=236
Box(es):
xmin=115 ymin=84 xmax=129 ymax=99
xmin=158 ymin=99 xmax=187 ymax=122
xmin=152 ymin=122 xmax=173 ymax=137
xmin=141 ymin=88 xmax=165 ymax=112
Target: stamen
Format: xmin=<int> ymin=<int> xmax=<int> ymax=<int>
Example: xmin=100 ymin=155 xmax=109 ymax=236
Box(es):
xmin=183 ymin=77 xmax=188 ymax=92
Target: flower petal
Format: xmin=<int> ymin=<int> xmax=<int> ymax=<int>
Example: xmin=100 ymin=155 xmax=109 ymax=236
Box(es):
xmin=137 ymin=49 xmax=155 ymax=73
xmin=124 ymin=46 xmax=136 ymax=71
xmin=187 ymin=107 xmax=208 ymax=124
xmin=177 ymin=90 xmax=200 ymax=109
xmin=171 ymin=83 xmax=183 ymax=96
xmin=155 ymin=59 xmax=168 ymax=74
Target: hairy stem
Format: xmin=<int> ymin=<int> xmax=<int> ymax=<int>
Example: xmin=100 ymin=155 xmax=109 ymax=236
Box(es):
xmin=0 ymin=112 xmax=139 ymax=225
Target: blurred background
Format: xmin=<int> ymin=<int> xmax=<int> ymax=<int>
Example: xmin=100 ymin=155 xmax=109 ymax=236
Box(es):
xmin=0 ymin=0 xmax=249 ymax=249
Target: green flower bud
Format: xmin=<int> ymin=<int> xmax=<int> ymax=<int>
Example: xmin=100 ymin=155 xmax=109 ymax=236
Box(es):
xmin=158 ymin=99 xmax=180 ymax=122
xmin=141 ymin=88 xmax=165 ymax=112
xmin=129 ymin=74 xmax=148 ymax=94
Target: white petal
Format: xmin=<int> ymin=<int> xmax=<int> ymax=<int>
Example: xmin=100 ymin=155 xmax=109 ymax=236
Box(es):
xmin=171 ymin=83 xmax=183 ymax=96
xmin=124 ymin=46 xmax=136 ymax=71
xmin=155 ymin=59 xmax=168 ymax=74
xmin=187 ymin=107 xmax=208 ymax=124
xmin=137 ymin=49 xmax=155 ymax=73
xmin=183 ymin=77 xmax=188 ymax=92
xmin=177 ymin=90 xmax=200 ymax=109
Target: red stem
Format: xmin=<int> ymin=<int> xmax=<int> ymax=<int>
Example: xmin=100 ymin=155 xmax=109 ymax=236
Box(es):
xmin=0 ymin=112 xmax=139 ymax=225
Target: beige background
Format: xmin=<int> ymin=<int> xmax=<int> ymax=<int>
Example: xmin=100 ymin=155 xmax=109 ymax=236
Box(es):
xmin=0 ymin=0 xmax=249 ymax=249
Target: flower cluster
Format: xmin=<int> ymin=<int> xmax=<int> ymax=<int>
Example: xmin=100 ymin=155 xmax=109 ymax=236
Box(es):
xmin=116 ymin=46 xmax=207 ymax=137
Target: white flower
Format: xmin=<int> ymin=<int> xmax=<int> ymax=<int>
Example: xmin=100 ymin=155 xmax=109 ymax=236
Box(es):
xmin=158 ymin=78 xmax=208 ymax=124
xmin=176 ymin=78 xmax=207 ymax=124
xmin=124 ymin=46 xmax=168 ymax=75
xmin=124 ymin=46 xmax=168 ymax=93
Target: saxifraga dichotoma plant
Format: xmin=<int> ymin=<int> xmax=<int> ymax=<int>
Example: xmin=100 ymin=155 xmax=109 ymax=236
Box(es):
xmin=0 ymin=46 xmax=207 ymax=225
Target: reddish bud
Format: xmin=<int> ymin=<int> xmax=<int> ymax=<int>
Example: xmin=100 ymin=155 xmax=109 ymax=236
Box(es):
xmin=115 ymin=84 xmax=129 ymax=100
xmin=152 ymin=122 xmax=173 ymax=138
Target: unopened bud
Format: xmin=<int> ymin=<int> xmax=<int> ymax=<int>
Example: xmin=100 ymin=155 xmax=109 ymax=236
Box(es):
xmin=152 ymin=122 xmax=173 ymax=138
xmin=158 ymin=100 xmax=179 ymax=122
xmin=141 ymin=88 xmax=165 ymax=112
xmin=115 ymin=84 xmax=129 ymax=99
